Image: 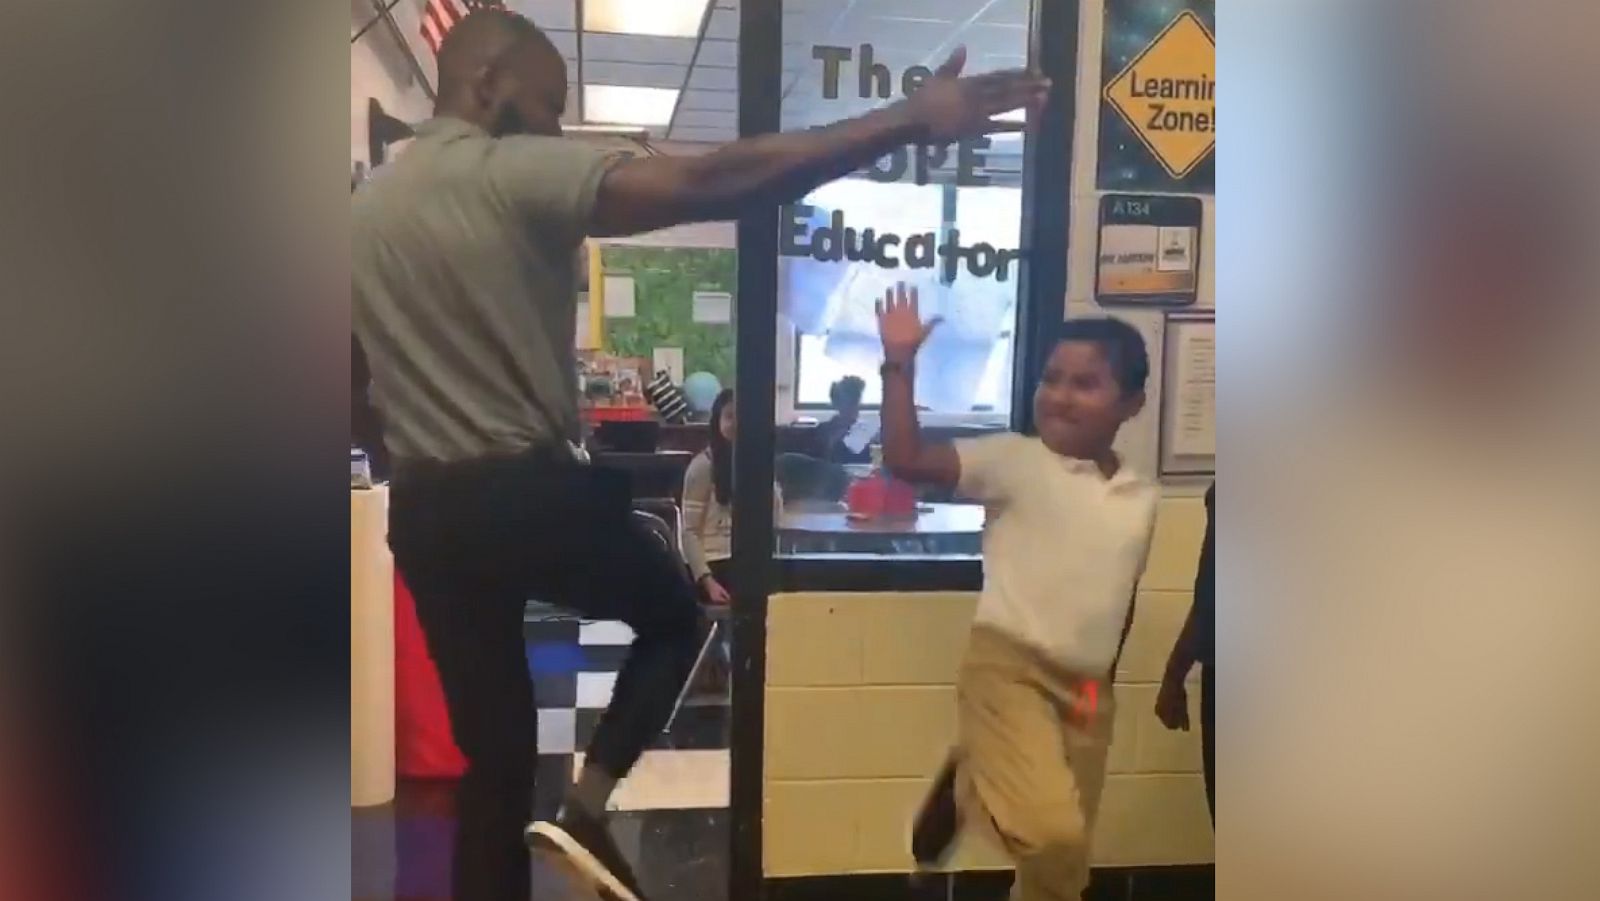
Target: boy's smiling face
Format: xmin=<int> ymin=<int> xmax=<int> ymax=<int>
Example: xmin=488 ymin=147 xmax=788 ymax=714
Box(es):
xmin=1033 ymin=340 xmax=1145 ymax=460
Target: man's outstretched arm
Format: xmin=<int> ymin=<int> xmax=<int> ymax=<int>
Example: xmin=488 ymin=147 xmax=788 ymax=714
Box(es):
xmin=590 ymin=47 xmax=1049 ymax=237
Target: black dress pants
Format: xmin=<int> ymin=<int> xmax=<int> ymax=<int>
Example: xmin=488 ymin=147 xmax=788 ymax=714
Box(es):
xmin=389 ymin=453 xmax=702 ymax=901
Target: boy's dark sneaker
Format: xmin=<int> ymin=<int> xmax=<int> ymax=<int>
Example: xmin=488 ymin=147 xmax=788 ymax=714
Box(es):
xmin=527 ymin=806 xmax=648 ymax=901
xmin=911 ymin=754 xmax=962 ymax=869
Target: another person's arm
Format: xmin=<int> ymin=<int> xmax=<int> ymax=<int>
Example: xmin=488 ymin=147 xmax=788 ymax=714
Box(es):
xmin=1156 ymin=484 xmax=1214 ymax=730
xmin=1164 ymin=597 xmax=1204 ymax=688
xmin=1155 ymin=608 xmax=1199 ymax=731
xmin=809 ymin=415 xmax=845 ymax=460
xmin=592 ymin=48 xmax=1048 ymax=236
xmin=812 ymin=411 xmax=863 ymax=462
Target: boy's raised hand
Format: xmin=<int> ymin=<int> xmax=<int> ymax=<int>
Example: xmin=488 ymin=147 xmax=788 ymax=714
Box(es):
xmin=876 ymin=282 xmax=941 ymax=365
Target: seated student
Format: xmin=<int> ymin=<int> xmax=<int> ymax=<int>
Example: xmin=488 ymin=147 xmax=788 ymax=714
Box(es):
xmin=681 ymin=389 xmax=785 ymax=601
xmin=678 ymin=389 xmax=738 ymax=697
xmin=681 ymin=389 xmax=738 ymax=605
xmin=811 ymin=375 xmax=873 ymax=464
xmin=774 ymin=376 xmax=870 ymax=502
xmin=874 ymin=283 xmax=1157 ymax=901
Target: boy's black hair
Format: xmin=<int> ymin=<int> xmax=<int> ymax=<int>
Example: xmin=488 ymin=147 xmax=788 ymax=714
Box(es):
xmin=830 ymin=375 xmax=866 ymax=409
xmin=1054 ymin=317 xmax=1149 ymax=396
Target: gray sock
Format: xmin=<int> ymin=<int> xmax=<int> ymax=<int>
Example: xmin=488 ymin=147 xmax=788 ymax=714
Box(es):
xmin=567 ymin=763 xmax=619 ymax=817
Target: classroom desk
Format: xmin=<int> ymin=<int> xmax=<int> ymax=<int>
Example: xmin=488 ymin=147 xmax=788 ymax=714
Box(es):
xmin=776 ymin=500 xmax=984 ymax=556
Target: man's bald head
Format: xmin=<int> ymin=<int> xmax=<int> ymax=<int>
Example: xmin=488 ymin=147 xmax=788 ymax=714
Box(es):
xmin=434 ymin=10 xmax=568 ymax=137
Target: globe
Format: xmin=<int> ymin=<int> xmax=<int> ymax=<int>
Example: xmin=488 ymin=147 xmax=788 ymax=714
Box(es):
xmin=681 ymin=371 xmax=724 ymax=416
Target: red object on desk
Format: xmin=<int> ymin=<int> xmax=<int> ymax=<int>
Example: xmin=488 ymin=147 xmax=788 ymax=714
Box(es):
xmin=846 ymin=472 xmax=918 ymax=517
xmin=394 ymin=571 xmax=467 ymax=779
xmin=583 ymin=405 xmax=654 ymax=422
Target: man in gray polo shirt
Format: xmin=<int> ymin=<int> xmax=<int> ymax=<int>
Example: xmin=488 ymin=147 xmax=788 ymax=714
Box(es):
xmin=352 ymin=10 xmax=1048 ymax=901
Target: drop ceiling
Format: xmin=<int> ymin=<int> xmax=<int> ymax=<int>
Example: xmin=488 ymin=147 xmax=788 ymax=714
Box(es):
xmin=514 ymin=0 xmax=1031 ymax=154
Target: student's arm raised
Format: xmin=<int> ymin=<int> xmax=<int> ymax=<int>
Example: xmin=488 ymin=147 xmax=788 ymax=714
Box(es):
xmin=589 ymin=47 xmax=1049 ymax=237
xmin=878 ymin=283 xmax=1031 ymax=497
xmin=877 ymin=282 xmax=961 ymax=488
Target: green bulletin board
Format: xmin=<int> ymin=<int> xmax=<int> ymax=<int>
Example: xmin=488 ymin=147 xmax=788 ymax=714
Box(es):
xmin=600 ymin=246 xmax=736 ymax=386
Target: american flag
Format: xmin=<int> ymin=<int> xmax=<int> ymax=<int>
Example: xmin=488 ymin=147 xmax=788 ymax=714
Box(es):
xmin=419 ymin=0 xmax=505 ymax=55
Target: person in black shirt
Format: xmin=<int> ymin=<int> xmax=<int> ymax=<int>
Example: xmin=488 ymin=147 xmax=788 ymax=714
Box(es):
xmin=810 ymin=375 xmax=871 ymax=464
xmin=1156 ymin=482 xmax=1215 ymax=820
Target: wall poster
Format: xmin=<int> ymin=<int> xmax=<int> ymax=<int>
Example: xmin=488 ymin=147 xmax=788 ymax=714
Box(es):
xmin=1096 ymin=193 xmax=1203 ymax=306
xmin=1098 ymin=0 xmax=1216 ymax=194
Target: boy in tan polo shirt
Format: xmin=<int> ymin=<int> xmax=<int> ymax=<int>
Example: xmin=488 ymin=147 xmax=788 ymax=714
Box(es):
xmin=875 ymin=283 xmax=1158 ymax=901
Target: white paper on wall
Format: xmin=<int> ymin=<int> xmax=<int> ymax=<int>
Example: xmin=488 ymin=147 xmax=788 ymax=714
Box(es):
xmin=1170 ymin=322 xmax=1215 ymax=456
xmin=652 ymin=347 xmax=685 ymax=385
xmin=692 ymin=290 xmax=732 ymax=324
xmin=604 ymin=275 xmax=636 ymax=318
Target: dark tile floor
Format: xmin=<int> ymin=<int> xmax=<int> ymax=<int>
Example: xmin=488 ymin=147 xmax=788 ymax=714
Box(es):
xmin=352 ymin=779 xmax=728 ymax=901
xmin=352 ymin=781 xmax=1211 ymax=901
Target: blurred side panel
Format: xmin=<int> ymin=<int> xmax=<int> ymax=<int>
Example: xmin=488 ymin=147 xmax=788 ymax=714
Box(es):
xmin=1219 ymin=1 xmax=1600 ymax=900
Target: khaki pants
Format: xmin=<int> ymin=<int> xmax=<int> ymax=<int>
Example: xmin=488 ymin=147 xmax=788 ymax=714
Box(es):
xmin=955 ymin=627 xmax=1113 ymax=901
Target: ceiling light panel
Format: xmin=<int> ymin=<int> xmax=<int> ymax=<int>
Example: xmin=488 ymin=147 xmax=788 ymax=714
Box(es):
xmin=583 ymin=85 xmax=681 ymax=127
xmin=583 ymin=0 xmax=711 ymax=38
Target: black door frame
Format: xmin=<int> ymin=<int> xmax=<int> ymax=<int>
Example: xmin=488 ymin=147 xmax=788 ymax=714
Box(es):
xmin=728 ymin=0 xmax=782 ymax=897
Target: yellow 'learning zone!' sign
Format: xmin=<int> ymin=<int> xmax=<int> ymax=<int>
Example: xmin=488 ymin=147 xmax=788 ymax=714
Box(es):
xmin=1103 ymin=10 xmax=1216 ymax=180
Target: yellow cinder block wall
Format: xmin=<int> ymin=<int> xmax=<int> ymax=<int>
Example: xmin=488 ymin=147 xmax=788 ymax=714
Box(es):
xmin=763 ymin=495 xmax=1213 ymax=878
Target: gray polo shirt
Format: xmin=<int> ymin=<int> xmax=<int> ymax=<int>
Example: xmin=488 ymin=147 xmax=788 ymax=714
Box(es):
xmin=352 ymin=117 xmax=618 ymax=464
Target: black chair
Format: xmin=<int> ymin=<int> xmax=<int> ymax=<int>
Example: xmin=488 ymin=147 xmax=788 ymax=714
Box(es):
xmin=629 ymin=502 xmax=727 ymax=730
xmin=630 ymin=503 xmax=680 ymax=552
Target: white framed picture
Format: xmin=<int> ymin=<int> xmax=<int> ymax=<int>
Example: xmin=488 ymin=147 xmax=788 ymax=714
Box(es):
xmin=1159 ymin=312 xmax=1215 ymax=476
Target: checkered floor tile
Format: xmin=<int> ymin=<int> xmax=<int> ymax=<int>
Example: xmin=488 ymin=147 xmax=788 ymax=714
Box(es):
xmin=525 ymin=613 xmax=729 ymax=814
